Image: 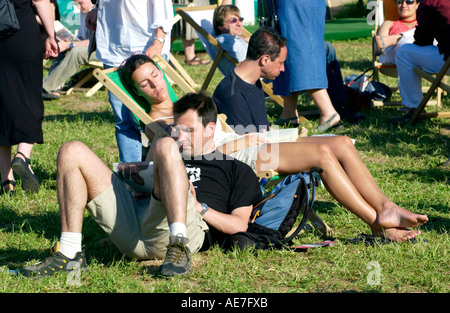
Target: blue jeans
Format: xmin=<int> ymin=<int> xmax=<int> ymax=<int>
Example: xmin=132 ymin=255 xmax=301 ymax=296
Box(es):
xmin=105 ymin=65 xmax=143 ymax=162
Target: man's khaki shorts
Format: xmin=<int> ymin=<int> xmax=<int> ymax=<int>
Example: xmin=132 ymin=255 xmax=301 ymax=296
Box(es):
xmin=86 ymin=174 xmax=208 ymax=259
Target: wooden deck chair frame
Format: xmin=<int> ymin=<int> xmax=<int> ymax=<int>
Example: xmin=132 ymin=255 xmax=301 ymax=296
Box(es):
xmin=66 ymin=60 xmax=105 ymax=97
xmin=168 ymin=2 xmax=199 ymax=90
xmin=372 ymin=0 xmax=445 ymax=107
xmin=93 ymin=57 xmax=332 ymax=237
xmin=175 ymin=5 xmax=315 ymax=123
xmin=410 ymin=57 xmax=450 ymax=124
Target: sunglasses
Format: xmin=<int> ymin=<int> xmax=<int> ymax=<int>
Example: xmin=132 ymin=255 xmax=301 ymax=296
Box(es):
xmin=396 ymin=0 xmax=416 ymax=4
xmin=224 ymin=17 xmax=244 ymax=24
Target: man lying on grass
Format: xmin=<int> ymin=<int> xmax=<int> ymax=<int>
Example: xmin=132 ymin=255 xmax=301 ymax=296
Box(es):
xmin=16 ymin=92 xmax=428 ymax=278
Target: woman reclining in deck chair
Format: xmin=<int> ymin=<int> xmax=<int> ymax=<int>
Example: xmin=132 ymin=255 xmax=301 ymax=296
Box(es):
xmin=120 ymin=53 xmax=428 ymax=243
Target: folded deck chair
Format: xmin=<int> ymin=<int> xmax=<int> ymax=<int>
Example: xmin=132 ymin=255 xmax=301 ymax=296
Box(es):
xmin=175 ymin=5 xmax=313 ymax=123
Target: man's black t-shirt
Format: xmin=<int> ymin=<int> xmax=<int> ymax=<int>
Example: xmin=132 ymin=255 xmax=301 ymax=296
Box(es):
xmin=183 ymin=150 xmax=263 ymax=249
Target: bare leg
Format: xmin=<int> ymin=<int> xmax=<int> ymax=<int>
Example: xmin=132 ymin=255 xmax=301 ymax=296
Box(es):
xmin=255 ymin=141 xmax=427 ymax=241
xmin=279 ymin=92 xmax=300 ymax=121
xmin=0 ymin=146 xmax=14 ymax=191
xmin=57 ymin=141 xmax=113 ymax=233
xmin=307 ymin=89 xmax=341 ymax=126
xmin=296 ymin=135 xmax=428 ymax=229
xmin=151 ymin=137 xmax=188 ymax=225
xmin=279 ymin=90 xmax=341 ymax=127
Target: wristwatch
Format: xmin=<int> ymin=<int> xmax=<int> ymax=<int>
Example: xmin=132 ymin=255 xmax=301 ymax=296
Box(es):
xmin=154 ymin=37 xmax=165 ymax=43
xmin=200 ymin=203 xmax=209 ymax=216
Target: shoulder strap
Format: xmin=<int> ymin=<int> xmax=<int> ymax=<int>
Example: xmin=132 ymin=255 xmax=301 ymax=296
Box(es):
xmin=281 ymin=167 xmax=323 ymax=245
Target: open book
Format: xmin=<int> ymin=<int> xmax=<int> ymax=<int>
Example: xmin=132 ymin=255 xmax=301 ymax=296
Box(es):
xmin=54 ymin=20 xmax=79 ymax=42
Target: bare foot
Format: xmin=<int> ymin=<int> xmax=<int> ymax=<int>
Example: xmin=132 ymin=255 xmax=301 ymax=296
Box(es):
xmin=373 ymin=227 xmax=422 ymax=242
xmin=376 ymin=204 xmax=428 ymax=229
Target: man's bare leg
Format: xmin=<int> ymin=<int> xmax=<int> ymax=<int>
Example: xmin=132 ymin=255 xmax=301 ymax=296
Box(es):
xmin=55 ymin=141 xmax=113 ymax=259
xmin=151 ymin=137 xmax=193 ymax=276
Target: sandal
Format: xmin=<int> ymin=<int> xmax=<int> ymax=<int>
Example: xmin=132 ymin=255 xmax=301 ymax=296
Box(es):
xmin=317 ymin=113 xmax=344 ymax=133
xmin=184 ymin=55 xmax=211 ymax=66
xmin=11 ymin=152 xmax=40 ymax=193
xmin=0 ymin=180 xmax=16 ymax=196
xmin=273 ymin=116 xmax=299 ymax=128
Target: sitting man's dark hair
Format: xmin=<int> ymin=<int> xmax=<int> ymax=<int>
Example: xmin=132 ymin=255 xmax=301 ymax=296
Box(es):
xmin=246 ymin=27 xmax=288 ymax=61
xmin=173 ymin=91 xmax=218 ymax=127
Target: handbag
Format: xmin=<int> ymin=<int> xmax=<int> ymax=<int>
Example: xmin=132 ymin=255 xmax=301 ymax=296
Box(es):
xmin=0 ymin=0 xmax=20 ymax=42
xmin=344 ymin=68 xmax=392 ymax=112
xmin=258 ymin=0 xmax=280 ymax=33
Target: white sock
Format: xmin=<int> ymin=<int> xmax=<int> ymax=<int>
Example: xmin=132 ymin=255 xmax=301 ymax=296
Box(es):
xmin=58 ymin=232 xmax=82 ymax=259
xmin=169 ymin=222 xmax=187 ymax=239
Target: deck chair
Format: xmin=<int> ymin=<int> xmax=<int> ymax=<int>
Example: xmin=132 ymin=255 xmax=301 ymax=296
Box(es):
xmin=65 ymin=60 xmax=105 ymax=97
xmin=410 ymin=57 xmax=450 ymax=123
xmin=371 ymin=0 xmax=446 ymax=107
xmin=175 ymin=5 xmax=315 ymax=123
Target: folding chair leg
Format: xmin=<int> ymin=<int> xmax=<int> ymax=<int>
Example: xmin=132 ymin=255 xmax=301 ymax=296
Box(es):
xmin=66 ymin=70 xmax=94 ymax=95
xmin=85 ymin=81 xmax=104 ymax=97
xmin=410 ymin=58 xmax=450 ymax=124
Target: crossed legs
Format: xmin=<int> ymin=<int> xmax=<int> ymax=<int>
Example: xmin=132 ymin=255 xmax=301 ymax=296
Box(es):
xmin=255 ymin=135 xmax=428 ymax=241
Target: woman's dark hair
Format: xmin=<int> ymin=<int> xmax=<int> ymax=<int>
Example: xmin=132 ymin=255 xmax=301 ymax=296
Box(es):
xmin=246 ymin=27 xmax=288 ymax=61
xmin=121 ymin=54 xmax=159 ymax=90
xmin=173 ymin=91 xmax=217 ymax=127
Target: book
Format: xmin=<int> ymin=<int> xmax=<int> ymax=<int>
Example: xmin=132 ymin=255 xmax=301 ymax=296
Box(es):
xmin=54 ymin=20 xmax=79 ymax=42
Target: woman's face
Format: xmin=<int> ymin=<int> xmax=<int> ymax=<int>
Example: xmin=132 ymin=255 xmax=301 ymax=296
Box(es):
xmin=218 ymin=12 xmax=243 ymax=36
xmin=131 ymin=62 xmax=168 ymax=104
xmin=397 ymin=0 xmax=419 ymax=20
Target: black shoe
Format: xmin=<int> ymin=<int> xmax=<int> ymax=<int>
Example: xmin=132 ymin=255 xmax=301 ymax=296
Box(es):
xmin=160 ymin=235 xmax=192 ymax=277
xmin=11 ymin=152 xmax=40 ymax=193
xmin=17 ymin=242 xmax=88 ymax=278
xmin=42 ymin=89 xmax=59 ymax=100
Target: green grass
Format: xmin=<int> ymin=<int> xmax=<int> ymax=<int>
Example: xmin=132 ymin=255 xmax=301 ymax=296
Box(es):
xmin=0 ymin=36 xmax=449 ymax=295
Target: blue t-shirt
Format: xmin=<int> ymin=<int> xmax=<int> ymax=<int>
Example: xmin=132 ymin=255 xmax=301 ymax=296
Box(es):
xmin=213 ymin=70 xmax=270 ymax=135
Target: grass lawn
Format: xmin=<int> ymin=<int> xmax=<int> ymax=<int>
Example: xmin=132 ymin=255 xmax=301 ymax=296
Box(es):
xmin=0 ymin=35 xmax=449 ymax=296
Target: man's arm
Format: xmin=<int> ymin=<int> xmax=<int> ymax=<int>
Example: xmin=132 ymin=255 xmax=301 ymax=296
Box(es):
xmin=193 ymin=195 xmax=252 ymax=234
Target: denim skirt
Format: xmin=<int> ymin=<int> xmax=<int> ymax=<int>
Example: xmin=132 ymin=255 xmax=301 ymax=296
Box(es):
xmin=272 ymin=0 xmax=328 ymax=96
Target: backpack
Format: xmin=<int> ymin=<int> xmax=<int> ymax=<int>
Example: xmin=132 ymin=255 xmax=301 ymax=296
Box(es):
xmin=223 ymin=167 xmax=323 ymax=250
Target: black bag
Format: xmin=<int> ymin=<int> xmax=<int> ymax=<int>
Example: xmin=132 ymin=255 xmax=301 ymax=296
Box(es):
xmin=258 ymin=0 xmax=280 ymax=33
xmin=344 ymin=68 xmax=392 ymax=112
xmin=223 ymin=168 xmax=323 ymax=251
xmin=0 ymin=0 xmax=20 ymax=42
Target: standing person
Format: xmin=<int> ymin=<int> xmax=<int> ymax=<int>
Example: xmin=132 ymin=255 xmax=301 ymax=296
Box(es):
xmin=85 ymin=0 xmax=173 ymax=163
xmin=0 ymin=0 xmax=58 ymax=195
xmin=172 ymin=0 xmax=211 ymax=66
xmin=271 ymin=0 xmax=342 ymax=132
xmin=42 ymin=0 xmax=97 ymax=100
xmin=392 ymin=0 xmax=450 ymax=121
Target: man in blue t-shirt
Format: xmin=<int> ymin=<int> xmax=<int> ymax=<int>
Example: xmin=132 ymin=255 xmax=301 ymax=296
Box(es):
xmin=213 ymin=27 xmax=287 ymax=135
